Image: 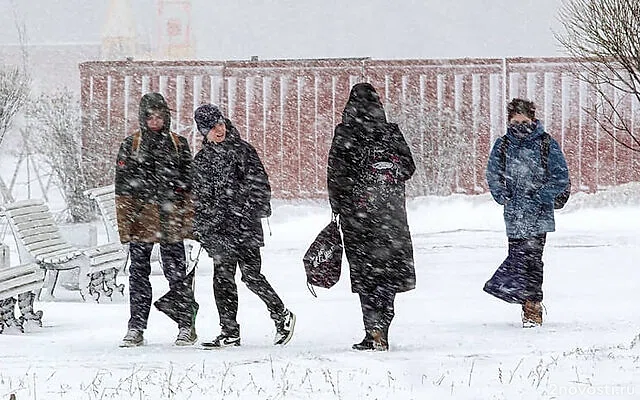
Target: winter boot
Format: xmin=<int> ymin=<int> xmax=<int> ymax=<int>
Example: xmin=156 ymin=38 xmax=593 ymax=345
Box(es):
xmin=353 ymin=327 xmax=389 ymax=351
xmin=352 ymin=331 xmax=375 ymax=351
xmin=175 ymin=325 xmax=198 ymax=346
xmin=522 ymin=301 xmax=543 ymax=328
xmin=274 ymin=309 xmax=296 ymax=345
xmin=371 ymin=327 xmax=389 ymax=351
xmin=120 ymin=328 xmax=144 ymax=347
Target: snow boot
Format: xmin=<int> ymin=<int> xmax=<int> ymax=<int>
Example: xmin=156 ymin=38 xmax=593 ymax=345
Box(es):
xmin=522 ymin=300 xmax=543 ymax=328
xmin=352 ymin=331 xmax=374 ymax=350
xmin=371 ymin=327 xmax=389 ymax=351
xmin=353 ymin=327 xmax=389 ymax=351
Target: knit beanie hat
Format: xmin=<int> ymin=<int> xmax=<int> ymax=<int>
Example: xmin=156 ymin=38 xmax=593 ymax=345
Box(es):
xmin=194 ymin=104 xmax=225 ymax=136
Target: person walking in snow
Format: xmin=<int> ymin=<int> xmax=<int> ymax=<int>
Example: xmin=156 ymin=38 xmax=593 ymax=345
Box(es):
xmin=191 ymin=104 xmax=295 ymax=348
xmin=485 ymin=98 xmax=570 ymax=327
xmin=115 ymin=92 xmax=198 ymax=347
xmin=327 ymin=83 xmax=416 ymax=351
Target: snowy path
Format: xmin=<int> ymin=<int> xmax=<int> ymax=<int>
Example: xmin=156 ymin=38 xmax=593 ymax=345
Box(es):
xmin=1 ymin=196 xmax=639 ymax=399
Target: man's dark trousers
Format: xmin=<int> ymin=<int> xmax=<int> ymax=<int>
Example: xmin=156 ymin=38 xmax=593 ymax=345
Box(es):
xmin=211 ymin=246 xmax=284 ymax=335
xmin=128 ymin=241 xmax=198 ymax=330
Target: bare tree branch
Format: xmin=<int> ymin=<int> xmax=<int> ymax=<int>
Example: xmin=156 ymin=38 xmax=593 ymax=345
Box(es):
xmin=0 ymin=3 xmax=31 ymax=203
xmin=25 ymin=90 xmax=95 ymax=222
xmin=556 ymin=0 xmax=640 ymax=152
xmin=387 ymin=97 xmax=473 ymax=196
xmin=0 ymin=68 xmax=30 ymax=149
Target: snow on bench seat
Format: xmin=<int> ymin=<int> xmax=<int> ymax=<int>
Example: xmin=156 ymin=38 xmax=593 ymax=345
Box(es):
xmin=0 ymin=263 xmax=45 ymax=333
xmin=3 ymin=199 xmax=127 ymax=302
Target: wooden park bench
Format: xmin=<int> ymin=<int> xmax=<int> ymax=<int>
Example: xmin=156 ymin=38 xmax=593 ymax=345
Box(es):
xmin=0 ymin=262 xmax=45 ymax=333
xmin=0 ymin=210 xmax=45 ymax=333
xmin=2 ymin=199 xmax=127 ymax=302
xmin=84 ymin=185 xmax=160 ymax=270
xmin=83 ymin=185 xmax=119 ymax=243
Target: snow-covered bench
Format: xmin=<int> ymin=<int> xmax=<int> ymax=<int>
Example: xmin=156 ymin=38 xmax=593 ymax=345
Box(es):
xmin=2 ymin=199 xmax=127 ymax=302
xmin=0 ymin=262 xmax=45 ymax=333
xmin=83 ymin=185 xmax=119 ymax=243
xmin=0 ymin=210 xmax=45 ymax=332
xmin=84 ymin=185 xmax=162 ymax=270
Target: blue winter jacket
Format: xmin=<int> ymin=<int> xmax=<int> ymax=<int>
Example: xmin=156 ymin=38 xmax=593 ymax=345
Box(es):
xmin=486 ymin=121 xmax=569 ymax=238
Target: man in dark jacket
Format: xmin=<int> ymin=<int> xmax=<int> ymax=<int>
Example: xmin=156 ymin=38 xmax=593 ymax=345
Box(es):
xmin=115 ymin=92 xmax=198 ymax=347
xmin=191 ymin=104 xmax=295 ymax=348
xmin=328 ymin=83 xmax=416 ymax=351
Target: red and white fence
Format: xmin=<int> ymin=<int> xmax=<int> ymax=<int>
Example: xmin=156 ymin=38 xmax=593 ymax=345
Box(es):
xmin=79 ymin=57 xmax=640 ymax=198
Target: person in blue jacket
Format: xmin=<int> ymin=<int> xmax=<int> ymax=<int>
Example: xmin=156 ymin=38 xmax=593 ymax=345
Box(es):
xmin=485 ymin=98 xmax=569 ymax=327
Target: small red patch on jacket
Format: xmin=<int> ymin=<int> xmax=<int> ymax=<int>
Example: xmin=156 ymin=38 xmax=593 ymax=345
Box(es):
xmin=117 ymin=160 xmax=126 ymax=167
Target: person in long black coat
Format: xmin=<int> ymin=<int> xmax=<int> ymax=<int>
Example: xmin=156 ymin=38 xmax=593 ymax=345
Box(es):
xmin=327 ymin=83 xmax=416 ymax=351
xmin=191 ymin=104 xmax=295 ymax=347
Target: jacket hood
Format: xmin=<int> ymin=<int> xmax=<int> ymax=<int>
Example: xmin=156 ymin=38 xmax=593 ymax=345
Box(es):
xmin=342 ymin=83 xmax=387 ymax=126
xmin=139 ymin=92 xmax=171 ymax=135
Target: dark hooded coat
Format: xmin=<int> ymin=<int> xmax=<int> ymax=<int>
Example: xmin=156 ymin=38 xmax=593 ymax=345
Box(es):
xmin=114 ymin=93 xmax=193 ymax=243
xmin=191 ymin=119 xmax=271 ymax=257
xmin=327 ymin=83 xmax=416 ymax=294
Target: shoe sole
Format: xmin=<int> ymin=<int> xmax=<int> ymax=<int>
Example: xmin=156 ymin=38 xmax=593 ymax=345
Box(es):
xmin=199 ymin=341 xmax=241 ymax=350
xmin=175 ymin=338 xmax=198 ymax=346
xmin=119 ymin=340 xmax=144 ymax=348
xmin=275 ymin=313 xmax=296 ymax=346
xmin=522 ymin=321 xmax=542 ymax=328
xmin=352 ymin=345 xmax=375 ymax=351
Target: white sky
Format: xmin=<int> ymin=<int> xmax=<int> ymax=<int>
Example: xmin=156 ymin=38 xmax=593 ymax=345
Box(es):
xmin=0 ymin=0 xmax=567 ymax=59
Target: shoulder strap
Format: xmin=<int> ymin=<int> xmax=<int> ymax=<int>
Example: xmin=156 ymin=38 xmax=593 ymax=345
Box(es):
xmin=540 ymin=132 xmax=550 ymax=174
xmin=169 ymin=132 xmax=181 ymax=153
xmin=132 ymin=131 xmax=141 ymax=156
xmin=498 ymin=135 xmax=509 ymax=186
xmin=132 ymin=130 xmax=181 ymax=155
xmin=499 ymin=135 xmax=509 ymax=170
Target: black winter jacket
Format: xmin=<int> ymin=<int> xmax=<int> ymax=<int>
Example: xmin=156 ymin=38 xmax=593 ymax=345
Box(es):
xmin=114 ymin=92 xmax=193 ymax=243
xmin=191 ymin=119 xmax=271 ymax=256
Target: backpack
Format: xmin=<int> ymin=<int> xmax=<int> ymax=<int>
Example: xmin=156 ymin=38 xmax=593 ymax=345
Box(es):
xmin=499 ymin=132 xmax=570 ymax=209
xmin=302 ymin=216 xmax=343 ymax=297
xmin=131 ymin=130 xmax=182 ymax=155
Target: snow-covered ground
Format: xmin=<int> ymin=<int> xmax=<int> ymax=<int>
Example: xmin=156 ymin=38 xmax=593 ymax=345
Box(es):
xmin=1 ymin=187 xmax=639 ymax=399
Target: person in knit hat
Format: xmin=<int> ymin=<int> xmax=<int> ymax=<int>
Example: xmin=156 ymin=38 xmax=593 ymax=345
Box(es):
xmin=191 ymin=104 xmax=296 ymax=348
xmin=115 ymin=92 xmax=198 ymax=348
